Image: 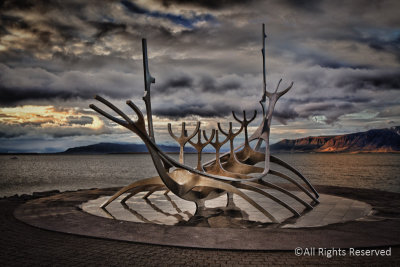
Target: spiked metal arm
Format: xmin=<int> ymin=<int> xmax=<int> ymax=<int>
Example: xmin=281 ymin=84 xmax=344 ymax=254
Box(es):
xmin=188 ymin=129 xmax=215 ymax=171
xmin=232 ymin=110 xmax=256 ymax=147
xmin=142 ymin=39 xmax=156 ymax=141
xmin=168 ymin=122 xmax=201 ymax=164
xmin=217 ymin=121 xmax=243 ymax=160
xmin=249 ymin=79 xmax=293 ymax=173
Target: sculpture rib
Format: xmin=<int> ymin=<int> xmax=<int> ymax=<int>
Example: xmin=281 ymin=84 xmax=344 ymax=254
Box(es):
xmin=144 ymin=198 xmax=185 ymax=221
xmin=203 ymin=130 xmax=249 ymax=179
xmin=101 ymin=176 xmax=163 ymax=208
xmin=270 ymin=155 xmax=319 ymax=198
xmin=233 ymin=182 xmax=300 ymax=217
xmin=164 ymin=193 xmax=191 ymax=216
xmin=203 ymin=146 xmax=319 ymax=199
xmin=254 ymin=180 xmax=313 ymax=210
xmin=143 ymin=185 xmax=165 ymax=199
xmin=121 ymin=185 xmax=161 ymax=204
xmin=218 ymin=121 xmax=264 ymax=174
xmin=193 ymin=177 xmax=279 ymax=223
xmin=121 ymin=202 xmax=159 ymax=224
xmin=268 ymin=169 xmax=319 ymax=203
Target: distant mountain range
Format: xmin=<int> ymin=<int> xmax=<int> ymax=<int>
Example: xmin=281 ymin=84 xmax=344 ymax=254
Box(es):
xmin=270 ymin=126 xmax=400 ymax=153
xmin=62 ymin=126 xmax=400 ymax=154
xmin=62 ymin=142 xmax=196 ymax=154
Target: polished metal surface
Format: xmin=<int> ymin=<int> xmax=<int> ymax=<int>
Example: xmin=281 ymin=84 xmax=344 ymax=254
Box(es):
xmin=89 ymin=24 xmax=320 ymax=223
xmin=82 ymin=191 xmax=371 ymax=229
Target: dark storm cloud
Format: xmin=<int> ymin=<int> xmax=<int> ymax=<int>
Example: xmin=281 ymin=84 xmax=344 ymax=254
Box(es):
xmin=199 ymin=76 xmax=216 ymax=92
xmin=155 ymin=74 xmax=194 ymax=93
xmin=335 ymin=70 xmax=400 ymax=91
xmin=314 ymin=58 xmax=370 ymax=70
xmin=159 ymin=0 xmax=253 ymax=10
xmin=153 ymin=101 xmax=248 ymax=119
xmin=0 ymin=8 xmax=80 ymax=55
xmin=0 ymin=0 xmax=95 ymax=15
xmin=282 ymin=0 xmax=322 ymax=12
xmin=0 ymin=63 xmax=143 ymax=105
xmin=167 ymin=75 xmax=193 ymax=87
xmin=91 ymin=22 xmax=127 ymax=40
xmin=0 ymin=123 xmax=113 ymax=138
xmin=0 ymin=14 xmax=62 ymax=51
xmin=148 ymin=63 xmax=400 ymax=123
xmin=120 ymin=0 xmax=148 ymax=14
xmin=0 ymin=0 xmax=36 ymax=11
xmin=273 ymin=108 xmax=299 ymax=125
xmin=121 ymin=0 xmax=215 ymax=28
xmin=0 ymin=15 xmax=29 ymax=31
xmin=154 ymin=73 xmax=245 ymax=95
xmin=0 ymin=86 xmax=87 ymax=105
xmin=66 ymin=115 xmax=93 ymax=126
xmin=366 ymin=36 xmax=400 ymax=60
xmin=154 ymin=101 xmax=235 ymax=118
xmin=288 ymin=96 xmax=371 ymax=104
xmin=256 ymin=65 xmax=399 ymax=125
xmin=0 ymin=1 xmax=133 ymax=59
xmin=0 ymin=129 xmax=22 ymax=138
xmin=199 ymin=75 xmax=243 ymax=92
xmin=288 ymin=100 xmax=357 ymax=124
xmin=300 ymin=102 xmax=336 ymax=113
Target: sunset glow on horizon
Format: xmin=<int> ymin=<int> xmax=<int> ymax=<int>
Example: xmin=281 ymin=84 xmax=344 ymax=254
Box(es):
xmin=0 ymin=105 xmax=103 ymax=129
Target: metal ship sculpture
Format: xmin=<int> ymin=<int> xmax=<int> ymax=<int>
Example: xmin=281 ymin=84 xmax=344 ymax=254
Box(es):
xmin=90 ymin=24 xmax=319 ymax=223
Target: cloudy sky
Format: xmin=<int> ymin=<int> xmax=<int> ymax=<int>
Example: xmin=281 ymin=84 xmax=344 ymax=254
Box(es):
xmin=0 ymin=0 xmax=399 ymax=153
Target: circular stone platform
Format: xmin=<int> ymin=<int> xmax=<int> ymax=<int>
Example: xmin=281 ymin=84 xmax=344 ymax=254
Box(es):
xmin=14 ymin=186 xmax=400 ymax=250
xmin=81 ymin=190 xmax=372 ymax=228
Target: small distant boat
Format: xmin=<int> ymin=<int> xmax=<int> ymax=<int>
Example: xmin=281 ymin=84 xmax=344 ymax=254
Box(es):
xmin=10 ymin=156 xmax=18 ymax=160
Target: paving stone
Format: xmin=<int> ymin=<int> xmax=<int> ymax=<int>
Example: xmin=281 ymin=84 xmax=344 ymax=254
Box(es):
xmin=1 ymin=186 xmax=400 ymax=266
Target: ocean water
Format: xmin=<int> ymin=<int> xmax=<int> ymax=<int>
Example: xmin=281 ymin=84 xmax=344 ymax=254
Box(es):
xmin=0 ymin=153 xmax=399 ymax=197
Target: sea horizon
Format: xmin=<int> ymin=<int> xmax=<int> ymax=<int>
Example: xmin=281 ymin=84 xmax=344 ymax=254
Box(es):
xmin=1 ymin=153 xmax=399 ymax=198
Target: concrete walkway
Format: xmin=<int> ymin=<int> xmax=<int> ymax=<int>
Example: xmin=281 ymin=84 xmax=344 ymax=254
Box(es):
xmin=14 ymin=189 xmax=398 ymax=250
xmin=1 ymin=185 xmax=400 ymax=266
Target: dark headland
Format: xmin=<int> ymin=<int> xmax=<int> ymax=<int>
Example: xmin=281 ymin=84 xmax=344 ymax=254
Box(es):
xmin=61 ymin=142 xmax=196 ymax=154
xmin=270 ymin=126 xmax=400 ymax=153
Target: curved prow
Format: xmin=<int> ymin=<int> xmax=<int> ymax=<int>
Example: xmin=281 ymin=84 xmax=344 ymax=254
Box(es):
xmin=90 ymin=96 xmax=182 ymax=196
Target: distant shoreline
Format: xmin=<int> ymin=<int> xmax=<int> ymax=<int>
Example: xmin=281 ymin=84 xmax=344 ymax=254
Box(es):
xmin=3 ymin=126 xmax=398 ymax=155
xmin=1 ymin=151 xmax=399 ymax=156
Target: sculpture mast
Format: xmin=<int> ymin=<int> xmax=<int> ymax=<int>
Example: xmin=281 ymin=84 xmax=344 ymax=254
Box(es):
xmin=254 ymin=24 xmax=267 ymax=151
xmin=261 ymin=23 xmax=267 ymax=105
xmin=142 ymin=39 xmax=156 ymax=142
